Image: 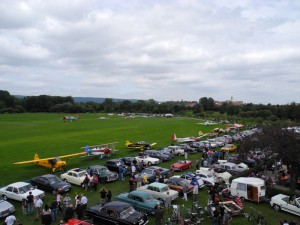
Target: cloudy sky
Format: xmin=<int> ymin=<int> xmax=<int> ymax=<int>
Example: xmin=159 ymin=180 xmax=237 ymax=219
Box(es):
xmin=0 ymin=0 xmax=299 ymax=104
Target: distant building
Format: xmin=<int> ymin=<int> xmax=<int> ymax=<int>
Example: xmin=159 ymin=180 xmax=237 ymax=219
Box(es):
xmin=214 ymin=97 xmax=243 ymax=106
xmin=185 ymin=101 xmax=197 ymax=108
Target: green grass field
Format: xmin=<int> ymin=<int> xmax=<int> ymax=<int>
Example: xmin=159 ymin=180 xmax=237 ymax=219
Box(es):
xmin=0 ymin=113 xmax=299 ymax=224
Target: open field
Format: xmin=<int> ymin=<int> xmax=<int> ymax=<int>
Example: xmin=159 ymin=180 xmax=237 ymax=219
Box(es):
xmin=0 ymin=113 xmax=299 ymax=224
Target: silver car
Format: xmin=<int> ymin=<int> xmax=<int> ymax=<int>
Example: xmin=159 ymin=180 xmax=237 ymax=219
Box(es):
xmin=0 ymin=196 xmax=15 ymax=218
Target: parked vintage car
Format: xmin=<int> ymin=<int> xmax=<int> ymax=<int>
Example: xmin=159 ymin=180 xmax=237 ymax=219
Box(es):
xmin=213 ymin=162 xmax=247 ymax=175
xmin=134 ymin=155 xmax=159 ymax=166
xmin=105 ymin=159 xmax=131 ymax=175
xmin=0 ymin=196 xmax=15 ymax=218
xmin=136 ymin=166 xmax=171 ymax=183
xmin=196 ymin=167 xmax=232 ymax=183
xmin=31 ymin=174 xmax=71 ymax=194
xmin=0 ymin=182 xmax=45 ymax=202
xmin=221 ymin=144 xmax=237 ymax=152
xmin=143 ymin=150 xmax=171 ymax=162
xmin=193 ymin=171 xmax=215 ymax=186
xmin=115 ymin=190 xmax=163 ymax=214
xmin=171 ymin=160 xmax=193 ymax=171
xmin=270 ymin=194 xmax=300 ymax=216
xmin=60 ymin=168 xmax=87 ymax=187
xmin=120 ymin=157 xmax=136 ymax=166
xmin=174 ymin=173 xmax=206 ymax=188
xmin=87 ymin=165 xmax=119 ymax=182
xmin=163 ymin=146 xmax=185 ymax=156
xmin=64 ymin=218 xmax=93 ymax=225
xmin=137 ymin=182 xmax=178 ymax=203
xmin=84 ymin=201 xmax=149 ymax=225
xmin=164 ymin=177 xmax=194 ymax=195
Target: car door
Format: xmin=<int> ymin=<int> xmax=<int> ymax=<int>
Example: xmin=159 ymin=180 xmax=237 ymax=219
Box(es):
xmin=127 ymin=194 xmax=138 ymax=207
xmin=3 ymin=186 xmax=14 ymax=200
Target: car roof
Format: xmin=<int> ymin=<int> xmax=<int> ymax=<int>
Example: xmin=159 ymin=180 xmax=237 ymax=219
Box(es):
xmin=39 ymin=174 xmax=57 ymax=178
xmin=69 ymin=168 xmax=85 ymax=172
xmin=6 ymin=182 xmax=31 ymax=188
xmin=149 ymin=182 xmax=167 ymax=188
xmin=130 ymin=190 xmax=151 ymax=197
xmin=232 ymin=177 xmax=265 ymax=185
xmin=104 ymin=201 xmax=131 ymax=212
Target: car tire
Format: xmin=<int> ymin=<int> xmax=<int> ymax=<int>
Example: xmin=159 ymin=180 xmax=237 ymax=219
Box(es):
xmin=2 ymin=194 xmax=7 ymax=201
xmin=148 ymin=162 xmax=152 ymax=166
xmin=273 ymin=204 xmax=281 ymax=211
xmin=180 ymin=168 xmax=183 ymax=172
xmin=81 ymin=183 xmax=85 ymax=188
xmin=158 ymin=198 xmax=165 ymax=204
xmin=240 ymin=197 xmax=245 ymax=202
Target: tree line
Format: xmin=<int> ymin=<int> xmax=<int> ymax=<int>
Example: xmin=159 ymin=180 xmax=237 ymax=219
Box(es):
xmin=0 ymin=90 xmax=299 ymax=121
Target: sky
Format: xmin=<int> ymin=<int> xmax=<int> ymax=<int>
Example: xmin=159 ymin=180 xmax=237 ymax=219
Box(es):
xmin=0 ymin=0 xmax=299 ymax=104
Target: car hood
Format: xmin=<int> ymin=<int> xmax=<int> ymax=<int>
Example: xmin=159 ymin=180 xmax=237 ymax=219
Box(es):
xmin=52 ymin=181 xmax=71 ymax=189
xmin=0 ymin=200 xmax=15 ymax=211
xmin=172 ymin=163 xmax=184 ymax=167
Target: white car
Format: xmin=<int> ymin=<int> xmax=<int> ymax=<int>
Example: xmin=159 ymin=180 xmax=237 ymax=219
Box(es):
xmin=163 ymin=146 xmax=185 ymax=156
xmin=196 ymin=167 xmax=232 ymax=183
xmin=0 ymin=196 xmax=15 ymax=218
xmin=137 ymin=182 xmax=178 ymax=202
xmin=60 ymin=168 xmax=87 ymax=187
xmin=194 ymin=171 xmax=216 ymax=186
xmin=270 ymin=194 xmax=300 ymax=216
xmin=134 ymin=155 xmax=159 ymax=166
xmin=0 ymin=182 xmax=45 ymax=202
xmin=172 ymin=174 xmax=206 ymax=188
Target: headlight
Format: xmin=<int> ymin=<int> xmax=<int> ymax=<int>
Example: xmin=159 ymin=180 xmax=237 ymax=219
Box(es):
xmin=9 ymin=207 xmax=15 ymax=212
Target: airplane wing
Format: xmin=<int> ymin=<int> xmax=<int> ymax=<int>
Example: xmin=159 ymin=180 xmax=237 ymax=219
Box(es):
xmin=150 ymin=143 xmax=157 ymax=147
xmin=14 ymin=157 xmax=56 ymax=164
xmin=14 ymin=152 xmax=85 ymax=164
xmin=58 ymin=152 xmax=86 ymax=158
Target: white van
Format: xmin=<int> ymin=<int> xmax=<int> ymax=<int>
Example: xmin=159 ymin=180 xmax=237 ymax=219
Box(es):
xmin=230 ymin=177 xmax=266 ymax=203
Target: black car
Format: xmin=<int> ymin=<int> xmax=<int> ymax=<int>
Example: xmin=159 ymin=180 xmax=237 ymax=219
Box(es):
xmin=84 ymin=201 xmax=149 ymax=225
xmin=105 ymin=159 xmax=131 ymax=175
xmin=143 ymin=150 xmax=171 ymax=162
xmin=120 ymin=157 xmax=136 ymax=166
xmin=87 ymin=165 xmax=118 ymax=182
xmin=136 ymin=166 xmax=171 ymax=183
xmin=31 ymin=174 xmax=71 ymax=194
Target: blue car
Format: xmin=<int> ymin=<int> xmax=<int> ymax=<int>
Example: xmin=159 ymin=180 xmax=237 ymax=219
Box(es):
xmin=115 ymin=190 xmax=163 ymax=215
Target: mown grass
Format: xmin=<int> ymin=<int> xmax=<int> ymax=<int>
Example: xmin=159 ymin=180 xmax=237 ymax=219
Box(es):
xmin=0 ymin=113 xmax=298 ymax=224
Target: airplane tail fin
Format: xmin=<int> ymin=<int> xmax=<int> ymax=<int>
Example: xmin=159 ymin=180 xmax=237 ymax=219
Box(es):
xmin=172 ymin=133 xmax=177 ymax=142
xmin=34 ymin=154 xmax=39 ymax=161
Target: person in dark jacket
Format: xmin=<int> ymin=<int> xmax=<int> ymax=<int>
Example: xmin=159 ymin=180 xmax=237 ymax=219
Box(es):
xmin=154 ymin=203 xmax=163 ymax=225
xmin=64 ymin=204 xmax=74 ymax=222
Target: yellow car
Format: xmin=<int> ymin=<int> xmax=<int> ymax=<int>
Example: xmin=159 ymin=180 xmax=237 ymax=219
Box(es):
xmin=221 ymin=144 xmax=237 ymax=152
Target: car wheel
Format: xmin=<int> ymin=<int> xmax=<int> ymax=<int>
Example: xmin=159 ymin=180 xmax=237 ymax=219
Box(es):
xmin=158 ymin=198 xmax=165 ymax=204
xmin=240 ymin=197 xmax=245 ymax=202
xmin=81 ymin=183 xmax=85 ymax=188
xmin=273 ymin=204 xmax=281 ymax=211
xmin=180 ymin=168 xmax=183 ymax=172
xmin=2 ymin=195 xmax=7 ymax=201
xmin=148 ymin=162 xmax=152 ymax=166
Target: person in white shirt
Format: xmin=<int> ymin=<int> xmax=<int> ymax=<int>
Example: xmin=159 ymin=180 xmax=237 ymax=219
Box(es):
xmin=5 ymin=214 xmax=16 ymax=225
xmin=35 ymin=196 xmax=43 ymax=221
xmin=80 ymin=194 xmax=88 ymax=211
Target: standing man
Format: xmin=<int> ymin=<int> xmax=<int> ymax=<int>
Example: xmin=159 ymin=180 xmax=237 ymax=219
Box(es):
xmin=34 ymin=195 xmax=43 ymax=222
xmin=63 ymin=193 xmax=72 ymax=217
xmin=4 ymin=214 xmax=16 ymax=225
xmin=136 ymin=173 xmax=143 ymax=188
xmin=182 ymin=185 xmax=188 ymax=202
xmin=80 ymin=193 xmax=88 ymax=211
xmin=26 ymin=191 xmax=34 ymax=215
xmin=193 ymin=183 xmax=198 ymax=202
xmin=154 ymin=203 xmax=163 ymax=225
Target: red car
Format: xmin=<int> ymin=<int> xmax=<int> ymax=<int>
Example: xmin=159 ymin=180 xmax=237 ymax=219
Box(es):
xmin=64 ymin=219 xmax=93 ymax=225
xmin=171 ymin=160 xmax=193 ymax=171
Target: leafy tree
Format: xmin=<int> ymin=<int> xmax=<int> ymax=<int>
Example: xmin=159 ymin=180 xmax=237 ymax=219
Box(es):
xmin=238 ymin=125 xmax=300 ymax=192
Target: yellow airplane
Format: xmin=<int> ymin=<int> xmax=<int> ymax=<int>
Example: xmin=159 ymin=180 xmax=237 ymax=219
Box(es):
xmin=14 ymin=153 xmax=85 ymax=172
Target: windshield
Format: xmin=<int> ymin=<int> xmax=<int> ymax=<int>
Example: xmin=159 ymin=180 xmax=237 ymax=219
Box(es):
xmin=143 ymin=169 xmax=153 ymax=175
xmin=161 ymin=186 xmax=169 ymax=192
xmin=144 ymin=196 xmax=154 ymax=201
xmin=119 ymin=206 xmax=135 ymax=219
xmin=19 ymin=184 xmax=33 ymax=193
xmin=78 ymin=171 xmax=86 ymax=177
xmin=48 ymin=176 xmax=61 ymax=184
